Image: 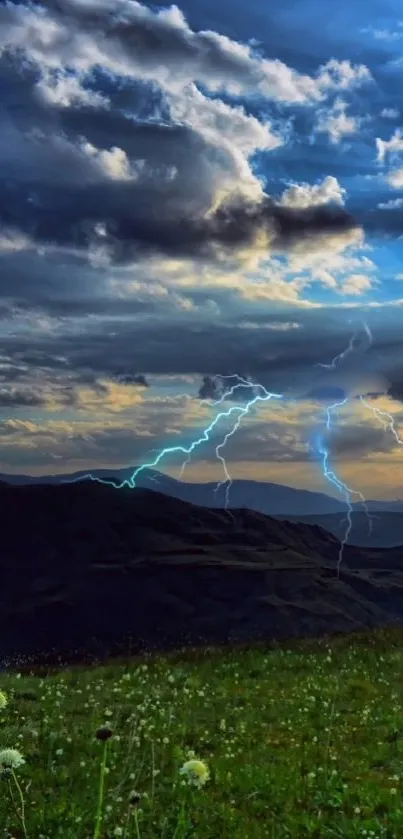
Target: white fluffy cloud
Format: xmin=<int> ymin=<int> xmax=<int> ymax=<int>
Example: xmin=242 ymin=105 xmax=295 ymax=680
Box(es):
xmin=166 ymin=83 xmax=282 ymax=205
xmin=378 ymin=197 xmax=403 ymax=209
xmin=339 ymin=274 xmax=374 ymax=296
xmin=376 ymin=129 xmax=403 ymax=163
xmin=279 ymin=176 xmax=345 ymax=208
xmin=316 ymin=99 xmax=361 ymax=144
xmin=285 ymin=227 xmax=375 ymax=295
xmin=316 ymin=58 xmax=371 ymax=91
xmin=381 ymin=108 xmax=400 ymax=119
xmin=385 ymin=168 xmax=403 ymax=188
xmin=0 ymin=1 xmax=371 ymax=104
xmin=375 ymin=129 xmax=403 ymax=191
xmin=35 ymin=69 xmax=109 ymax=109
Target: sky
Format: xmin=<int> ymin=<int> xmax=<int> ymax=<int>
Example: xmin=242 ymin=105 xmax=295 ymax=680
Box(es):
xmin=2 ymin=0 xmax=403 ymax=498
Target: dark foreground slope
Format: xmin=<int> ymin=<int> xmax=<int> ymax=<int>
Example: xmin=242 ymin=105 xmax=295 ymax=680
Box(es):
xmin=2 ymin=481 xmax=403 ymax=664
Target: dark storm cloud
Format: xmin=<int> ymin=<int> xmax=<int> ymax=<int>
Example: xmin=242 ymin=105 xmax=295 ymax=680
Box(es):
xmin=306 ymin=385 xmax=346 ymax=401
xmin=0 ymin=364 xmax=149 ymax=412
xmin=0 ymin=138 xmax=357 ymax=264
xmin=13 ymin=351 xmax=69 ymax=369
xmin=0 ymin=379 xmax=78 ymax=408
xmin=114 ymin=372 xmax=149 ymax=386
xmin=196 ymin=369 xmax=390 ymax=409
xmin=198 ymin=375 xmax=222 ymax=400
xmin=380 ymin=368 xmax=403 ymax=404
xmin=0 ymin=313 xmax=389 ymax=396
xmin=388 ymin=383 xmax=403 ymax=402
xmin=0 ymin=388 xmax=46 ymax=408
xmin=10 ymin=321 xmax=319 ymax=380
xmin=328 ymin=422 xmax=396 ymax=458
xmin=0 ymin=247 xmax=158 ymax=319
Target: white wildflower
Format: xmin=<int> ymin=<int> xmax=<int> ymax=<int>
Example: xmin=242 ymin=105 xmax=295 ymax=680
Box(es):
xmin=0 ymin=748 xmax=25 ymax=774
xmin=179 ymin=759 xmax=210 ymax=788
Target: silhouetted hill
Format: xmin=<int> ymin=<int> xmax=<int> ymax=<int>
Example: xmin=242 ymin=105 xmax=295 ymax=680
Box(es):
xmin=2 ymin=481 xmax=403 ymax=665
xmin=278 ymin=512 xmax=403 ymax=549
xmin=2 ymin=467 xmax=401 ymax=516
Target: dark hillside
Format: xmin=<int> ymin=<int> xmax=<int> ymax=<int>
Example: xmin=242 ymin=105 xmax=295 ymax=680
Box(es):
xmin=2 ymin=481 xmax=403 ymax=665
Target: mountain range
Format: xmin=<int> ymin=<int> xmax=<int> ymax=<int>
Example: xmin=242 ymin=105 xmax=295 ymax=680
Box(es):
xmin=2 ymin=480 xmax=403 ymax=667
xmin=1 ymin=468 xmax=403 ymax=547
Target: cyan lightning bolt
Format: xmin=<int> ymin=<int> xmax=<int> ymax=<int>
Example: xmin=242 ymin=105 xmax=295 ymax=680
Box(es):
xmin=212 ymin=377 xmax=263 ymax=510
xmin=178 ymin=374 xmax=255 ymax=484
xmin=183 ymin=375 xmax=279 ymax=511
xmin=64 ymin=381 xmax=284 ymax=496
xmin=210 ymin=375 xmax=261 ymax=509
xmin=166 ymin=373 xmax=272 ymax=512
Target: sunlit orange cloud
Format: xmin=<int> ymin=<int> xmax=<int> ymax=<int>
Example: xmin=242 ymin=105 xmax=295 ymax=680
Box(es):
xmin=73 ymin=380 xmax=145 ymax=413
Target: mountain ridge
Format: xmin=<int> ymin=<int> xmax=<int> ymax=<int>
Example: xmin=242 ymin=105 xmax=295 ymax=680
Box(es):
xmin=1 ymin=467 xmax=401 ymax=515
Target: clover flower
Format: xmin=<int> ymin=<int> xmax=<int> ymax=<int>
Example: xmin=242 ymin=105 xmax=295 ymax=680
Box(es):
xmin=179 ymin=759 xmax=210 ymax=788
xmin=0 ymin=748 xmax=25 ymax=775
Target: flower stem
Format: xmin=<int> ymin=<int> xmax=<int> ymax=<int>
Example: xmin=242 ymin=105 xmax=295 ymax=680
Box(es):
xmin=93 ymin=741 xmax=108 ymax=839
xmin=134 ymin=809 xmax=142 ymax=839
xmin=173 ymin=799 xmax=188 ymax=839
xmin=10 ymin=768 xmax=28 ymax=839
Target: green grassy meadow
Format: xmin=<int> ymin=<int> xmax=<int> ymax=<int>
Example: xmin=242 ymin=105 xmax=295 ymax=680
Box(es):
xmin=1 ymin=628 xmax=403 ymax=838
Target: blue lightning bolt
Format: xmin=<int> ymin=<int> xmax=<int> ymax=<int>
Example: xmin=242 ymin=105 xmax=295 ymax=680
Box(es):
xmin=319 ymin=398 xmax=375 ymax=574
xmin=325 ymin=399 xmax=375 ymax=528
xmin=315 ymin=434 xmax=357 ymax=576
xmin=312 ymin=320 xmax=376 ymax=572
xmin=214 ymin=413 xmax=245 ymax=512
